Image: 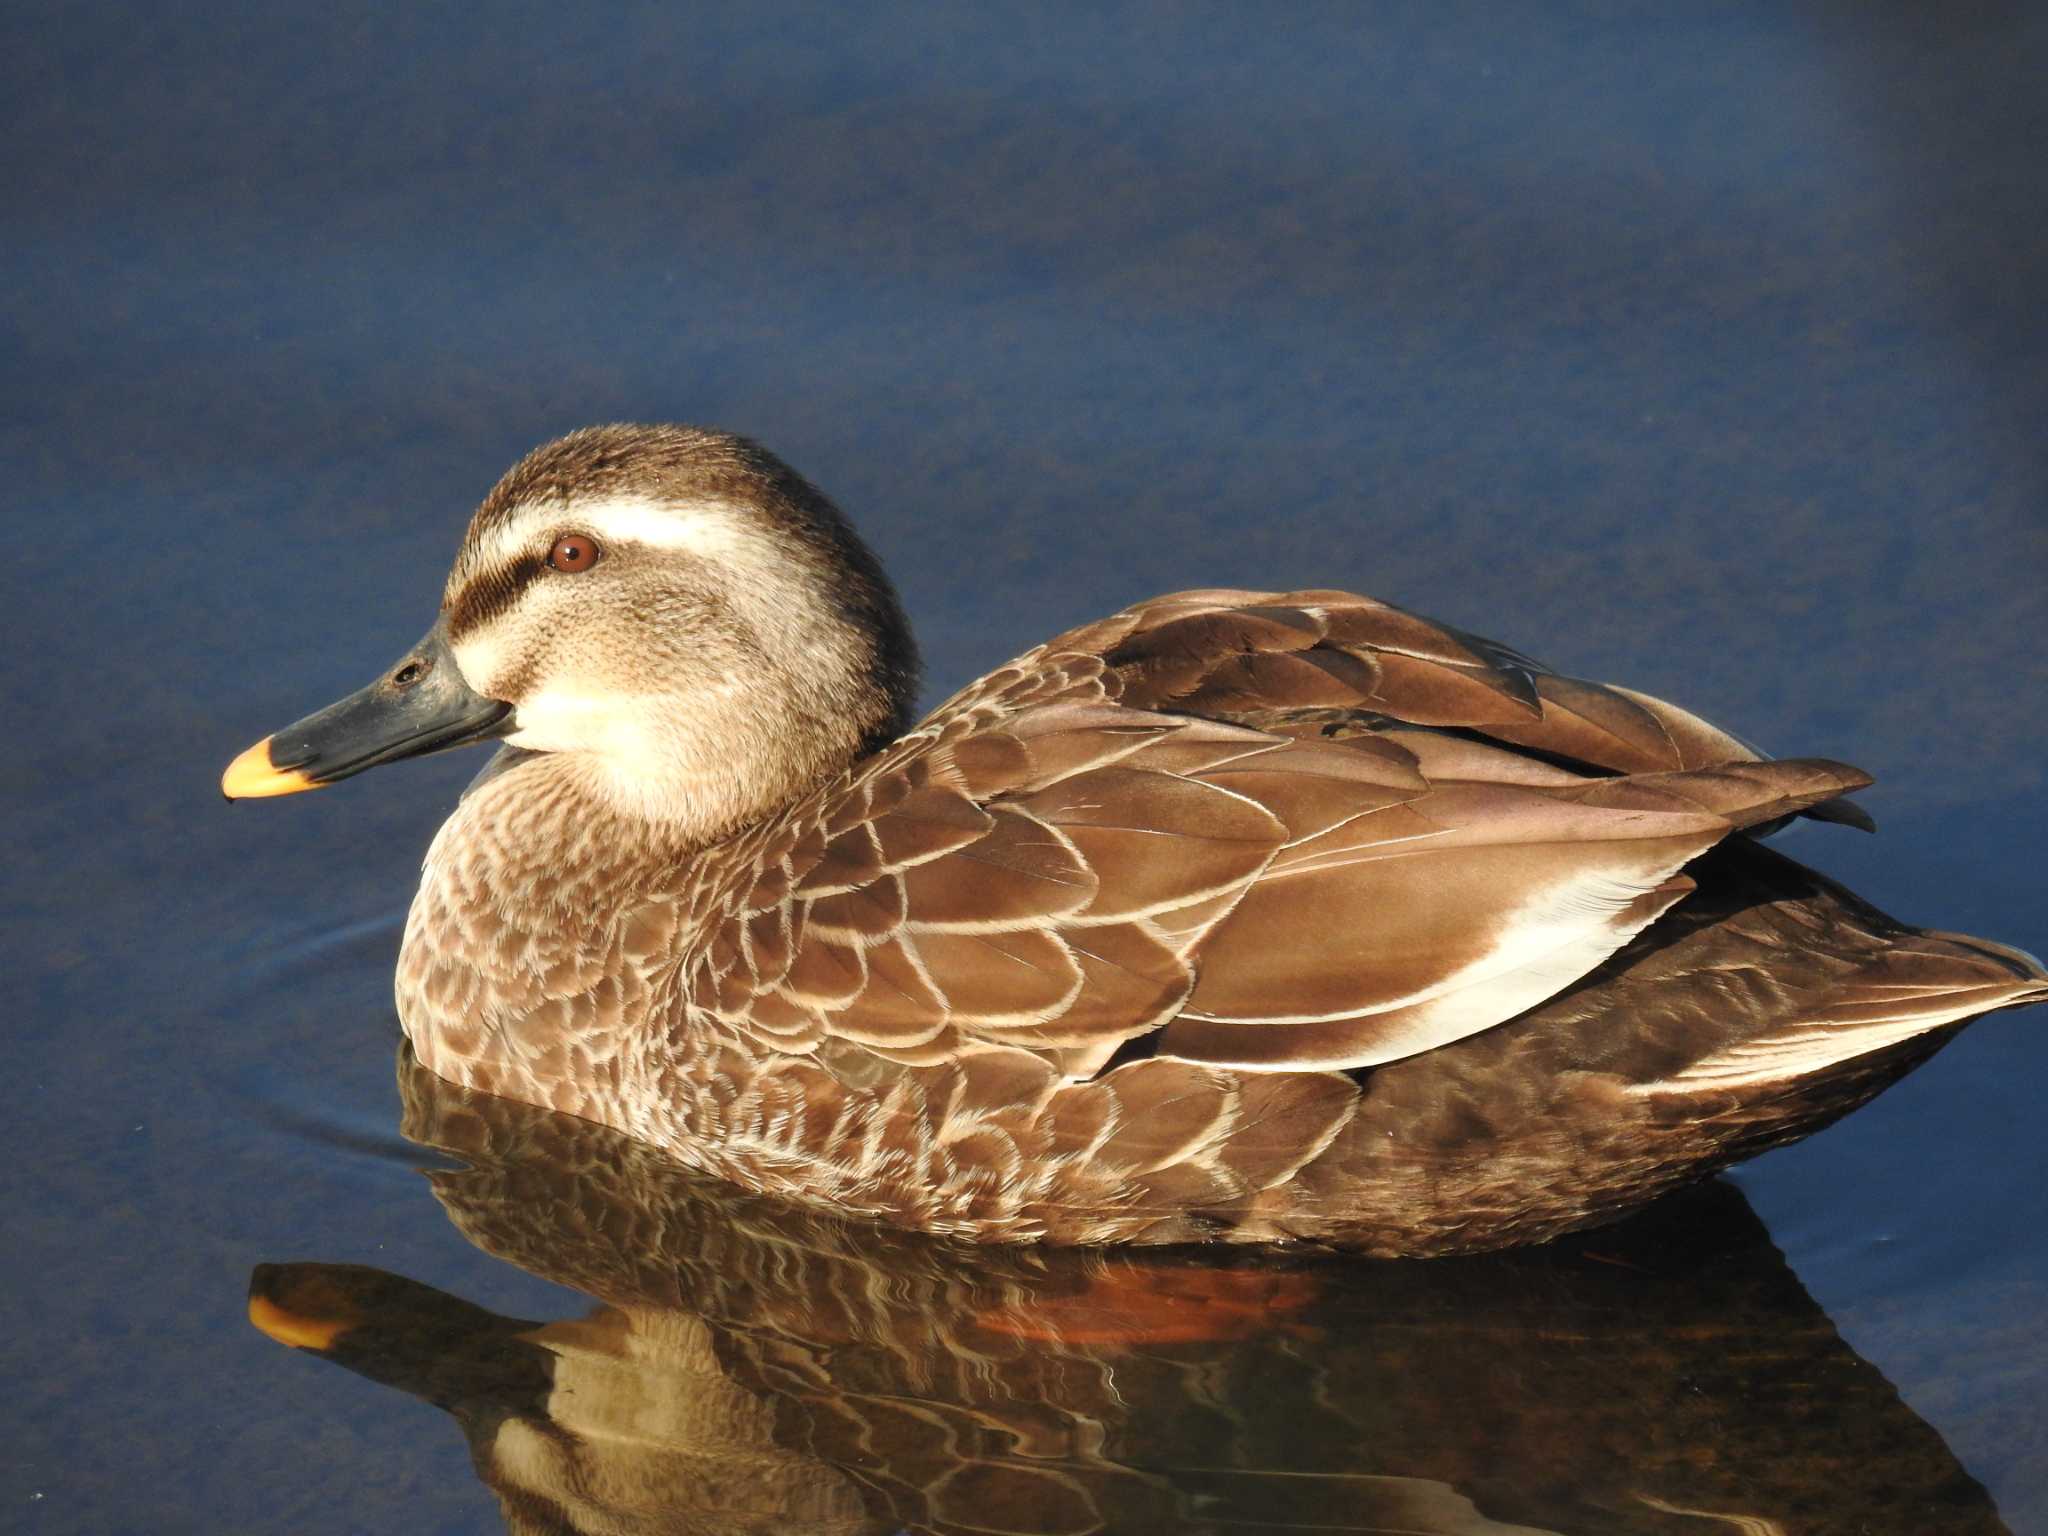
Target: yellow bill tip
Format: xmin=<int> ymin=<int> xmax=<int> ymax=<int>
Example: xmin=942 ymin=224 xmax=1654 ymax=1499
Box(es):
xmin=247 ymin=1293 xmax=351 ymax=1352
xmin=221 ymin=738 xmax=318 ymax=800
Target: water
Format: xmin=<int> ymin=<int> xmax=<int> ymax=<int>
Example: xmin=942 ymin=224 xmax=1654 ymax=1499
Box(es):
xmin=6 ymin=3 xmax=2045 ymax=1531
xmin=248 ymin=1057 xmax=2012 ymax=1534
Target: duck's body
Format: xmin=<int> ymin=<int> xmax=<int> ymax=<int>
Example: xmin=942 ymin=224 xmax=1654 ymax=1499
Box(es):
xmin=227 ymin=426 xmax=2047 ymax=1254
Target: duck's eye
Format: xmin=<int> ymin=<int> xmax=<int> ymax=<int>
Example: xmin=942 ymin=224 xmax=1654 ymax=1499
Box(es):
xmin=547 ymin=534 xmax=600 ymax=573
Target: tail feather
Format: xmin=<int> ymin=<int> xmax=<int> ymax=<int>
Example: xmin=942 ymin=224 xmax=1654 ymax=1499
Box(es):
xmin=1919 ymin=929 xmax=2048 ymax=988
xmin=1801 ymin=794 xmax=1879 ymax=833
xmin=1639 ymin=929 xmax=2046 ymax=1094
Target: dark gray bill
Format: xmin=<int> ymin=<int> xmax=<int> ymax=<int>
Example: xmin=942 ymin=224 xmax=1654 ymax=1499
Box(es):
xmin=221 ymin=621 xmax=513 ymax=799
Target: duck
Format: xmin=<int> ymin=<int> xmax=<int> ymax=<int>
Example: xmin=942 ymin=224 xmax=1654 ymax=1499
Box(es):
xmin=221 ymin=424 xmax=2048 ymax=1255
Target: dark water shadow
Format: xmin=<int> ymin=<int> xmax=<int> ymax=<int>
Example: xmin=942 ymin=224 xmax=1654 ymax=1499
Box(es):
xmin=248 ymin=1047 xmax=2007 ymax=1536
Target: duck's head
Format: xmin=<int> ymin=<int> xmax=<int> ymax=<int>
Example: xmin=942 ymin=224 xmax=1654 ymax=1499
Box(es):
xmin=222 ymin=426 xmax=920 ymax=837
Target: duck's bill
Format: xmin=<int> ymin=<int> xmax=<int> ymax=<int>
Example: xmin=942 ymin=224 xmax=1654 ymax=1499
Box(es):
xmin=247 ymin=1267 xmax=361 ymax=1352
xmin=221 ymin=623 xmax=513 ymax=800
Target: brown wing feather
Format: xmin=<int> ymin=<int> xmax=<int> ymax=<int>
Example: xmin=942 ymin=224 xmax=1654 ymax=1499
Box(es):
xmin=697 ymin=590 xmax=1875 ymax=1077
xmin=1096 ymin=589 xmax=1768 ymax=771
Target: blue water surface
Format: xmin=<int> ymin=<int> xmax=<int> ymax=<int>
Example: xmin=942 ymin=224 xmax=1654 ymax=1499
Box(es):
xmin=5 ymin=3 xmax=2044 ymax=1531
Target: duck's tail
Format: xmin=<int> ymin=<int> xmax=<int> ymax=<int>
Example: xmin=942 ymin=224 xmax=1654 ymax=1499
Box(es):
xmin=1638 ymin=928 xmax=2047 ymax=1096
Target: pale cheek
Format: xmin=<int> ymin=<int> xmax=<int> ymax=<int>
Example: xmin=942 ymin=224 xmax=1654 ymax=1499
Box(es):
xmin=449 ymin=632 xmax=512 ymax=697
xmin=504 ymin=690 xmax=648 ymax=756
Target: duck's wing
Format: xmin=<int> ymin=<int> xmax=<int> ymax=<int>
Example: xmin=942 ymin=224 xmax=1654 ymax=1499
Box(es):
xmin=1061 ymin=587 xmax=1825 ymax=782
xmin=694 ymin=590 xmax=1871 ymax=1076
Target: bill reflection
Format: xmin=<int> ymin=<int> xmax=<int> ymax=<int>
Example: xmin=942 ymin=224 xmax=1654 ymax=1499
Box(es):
xmin=249 ymin=1048 xmax=2008 ymax=1536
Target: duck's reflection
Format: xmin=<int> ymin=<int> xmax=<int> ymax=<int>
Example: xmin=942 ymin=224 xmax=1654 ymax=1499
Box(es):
xmin=250 ymin=1048 xmax=2006 ymax=1535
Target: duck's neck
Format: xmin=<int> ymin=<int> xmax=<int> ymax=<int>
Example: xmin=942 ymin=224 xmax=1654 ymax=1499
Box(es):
xmin=505 ymin=692 xmax=865 ymax=847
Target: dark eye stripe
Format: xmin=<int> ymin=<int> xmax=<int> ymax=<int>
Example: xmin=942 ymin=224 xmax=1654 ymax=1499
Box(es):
xmin=443 ymin=551 xmax=549 ymax=640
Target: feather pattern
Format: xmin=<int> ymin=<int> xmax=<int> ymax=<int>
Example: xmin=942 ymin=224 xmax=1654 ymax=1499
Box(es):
xmin=397 ymin=580 xmax=2045 ymax=1252
xmin=667 ymin=591 xmax=1884 ymax=1078
xmin=246 ymin=1063 xmax=2014 ymax=1536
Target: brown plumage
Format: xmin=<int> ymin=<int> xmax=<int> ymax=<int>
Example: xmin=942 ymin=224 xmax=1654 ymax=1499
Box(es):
xmin=226 ymin=425 xmax=2048 ymax=1253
